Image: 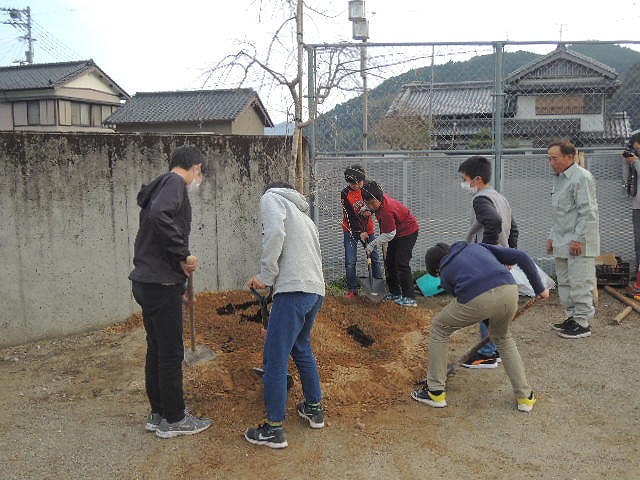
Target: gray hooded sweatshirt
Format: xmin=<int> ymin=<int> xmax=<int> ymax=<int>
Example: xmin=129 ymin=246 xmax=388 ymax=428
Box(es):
xmin=255 ymin=187 xmax=325 ymax=297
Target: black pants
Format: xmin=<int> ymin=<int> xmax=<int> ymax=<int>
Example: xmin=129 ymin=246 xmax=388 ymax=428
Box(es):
xmin=132 ymin=281 xmax=185 ymax=423
xmin=385 ymin=231 xmax=418 ymax=299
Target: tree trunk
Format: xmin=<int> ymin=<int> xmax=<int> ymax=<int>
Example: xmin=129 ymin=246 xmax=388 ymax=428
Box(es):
xmin=294 ymin=0 xmax=304 ymax=192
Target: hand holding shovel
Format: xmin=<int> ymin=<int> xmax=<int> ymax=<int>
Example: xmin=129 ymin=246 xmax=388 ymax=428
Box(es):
xmin=183 ymin=255 xmax=216 ymax=365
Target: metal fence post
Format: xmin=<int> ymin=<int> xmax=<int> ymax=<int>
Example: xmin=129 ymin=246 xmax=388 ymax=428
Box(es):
xmin=493 ymin=41 xmax=505 ymax=192
xmin=402 ymin=159 xmax=408 ymax=205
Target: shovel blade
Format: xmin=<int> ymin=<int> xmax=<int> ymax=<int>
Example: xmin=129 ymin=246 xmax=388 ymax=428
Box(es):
xmin=362 ymin=277 xmax=387 ymax=302
xmin=184 ymin=345 xmax=217 ymax=365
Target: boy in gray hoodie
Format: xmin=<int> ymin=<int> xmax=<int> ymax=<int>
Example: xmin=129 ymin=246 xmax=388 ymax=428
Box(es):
xmin=245 ymin=182 xmax=325 ymax=449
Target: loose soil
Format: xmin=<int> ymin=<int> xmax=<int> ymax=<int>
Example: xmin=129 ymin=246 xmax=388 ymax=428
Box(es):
xmin=1 ymin=290 xmax=639 ymax=479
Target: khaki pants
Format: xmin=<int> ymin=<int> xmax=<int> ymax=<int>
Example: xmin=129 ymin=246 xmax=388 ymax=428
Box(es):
xmin=554 ymin=256 xmax=596 ymax=328
xmin=426 ymin=284 xmax=532 ymax=399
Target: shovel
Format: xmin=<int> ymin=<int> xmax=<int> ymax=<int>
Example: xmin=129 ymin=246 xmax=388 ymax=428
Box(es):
xmin=183 ymin=256 xmax=217 ymax=365
xmin=360 ymin=240 xmax=387 ymax=302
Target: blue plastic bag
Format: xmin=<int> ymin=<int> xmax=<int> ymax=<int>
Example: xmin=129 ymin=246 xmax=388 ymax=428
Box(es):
xmin=416 ymin=273 xmax=444 ymax=297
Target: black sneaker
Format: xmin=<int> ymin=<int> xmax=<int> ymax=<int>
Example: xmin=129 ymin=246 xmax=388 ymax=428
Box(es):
xmin=551 ymin=316 xmax=573 ymax=332
xmin=462 ymin=352 xmax=499 ymax=369
xmin=244 ymin=423 xmax=288 ymax=449
xmin=557 ymin=319 xmax=592 ymax=339
xmin=297 ymin=401 xmax=325 ymax=428
xmin=410 ymin=382 xmax=447 ymax=407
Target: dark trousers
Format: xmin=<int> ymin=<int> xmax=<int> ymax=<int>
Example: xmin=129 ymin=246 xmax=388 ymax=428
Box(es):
xmin=385 ymin=231 xmax=418 ymax=299
xmin=132 ymin=281 xmax=185 ymax=423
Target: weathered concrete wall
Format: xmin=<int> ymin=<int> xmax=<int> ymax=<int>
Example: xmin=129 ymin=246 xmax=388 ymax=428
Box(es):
xmin=0 ymin=132 xmax=293 ymax=347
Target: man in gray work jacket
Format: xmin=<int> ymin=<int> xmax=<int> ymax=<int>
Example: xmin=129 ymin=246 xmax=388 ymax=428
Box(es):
xmin=547 ymin=140 xmax=600 ymax=339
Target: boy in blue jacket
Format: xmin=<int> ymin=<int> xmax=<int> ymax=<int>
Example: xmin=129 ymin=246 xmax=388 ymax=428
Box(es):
xmin=411 ymin=241 xmax=549 ymax=412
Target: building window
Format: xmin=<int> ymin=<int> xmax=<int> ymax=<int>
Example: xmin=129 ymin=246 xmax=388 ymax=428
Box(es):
xmin=59 ymin=100 xmax=72 ymax=125
xmin=535 ymin=94 xmax=602 ymax=115
xmin=101 ymin=105 xmax=113 ymax=124
xmin=584 ymin=95 xmax=601 ymax=114
xmin=91 ymin=104 xmax=101 ymax=126
xmin=27 ymin=100 xmax=40 ymax=125
xmin=40 ymin=100 xmax=55 ymax=125
xmin=71 ymin=102 xmax=90 ymax=125
xmin=13 ymin=102 xmax=27 ymax=126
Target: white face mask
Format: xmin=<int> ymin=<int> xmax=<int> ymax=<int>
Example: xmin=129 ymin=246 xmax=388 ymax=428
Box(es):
xmin=187 ymin=178 xmax=201 ymax=193
xmin=460 ymin=181 xmax=477 ymax=195
xmin=187 ymin=167 xmax=202 ymax=193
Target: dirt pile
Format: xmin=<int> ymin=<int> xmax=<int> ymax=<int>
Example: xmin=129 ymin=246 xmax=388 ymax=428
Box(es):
xmin=115 ymin=290 xmax=439 ymax=422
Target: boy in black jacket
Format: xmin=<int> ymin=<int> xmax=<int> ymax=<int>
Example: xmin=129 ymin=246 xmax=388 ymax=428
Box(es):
xmin=129 ymin=145 xmax=212 ymax=438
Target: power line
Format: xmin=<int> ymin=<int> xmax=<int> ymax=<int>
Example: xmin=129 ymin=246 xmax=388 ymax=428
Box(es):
xmin=0 ymin=8 xmax=81 ymax=64
xmin=0 ymin=7 xmax=33 ymax=63
xmin=32 ymin=20 xmax=80 ymax=59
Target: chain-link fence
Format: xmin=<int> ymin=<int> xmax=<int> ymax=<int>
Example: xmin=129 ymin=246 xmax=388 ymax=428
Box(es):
xmin=307 ymin=41 xmax=640 ymax=154
xmin=306 ymin=40 xmax=640 ymax=282
xmin=314 ymin=151 xmax=632 ymax=282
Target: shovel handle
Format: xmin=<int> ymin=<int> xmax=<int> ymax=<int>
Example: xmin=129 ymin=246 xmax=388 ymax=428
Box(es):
xmin=186 ymin=264 xmax=196 ymax=352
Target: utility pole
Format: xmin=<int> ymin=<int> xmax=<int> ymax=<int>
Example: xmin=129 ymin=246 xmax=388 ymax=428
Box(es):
xmin=348 ymin=1 xmax=369 ymax=152
xmin=1 ymin=6 xmax=34 ymax=64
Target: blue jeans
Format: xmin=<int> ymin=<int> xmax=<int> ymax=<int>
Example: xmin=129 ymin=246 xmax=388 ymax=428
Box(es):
xmin=344 ymin=231 xmax=383 ymax=292
xmin=477 ymin=319 xmax=499 ymax=356
xmin=263 ymin=292 xmax=324 ymax=422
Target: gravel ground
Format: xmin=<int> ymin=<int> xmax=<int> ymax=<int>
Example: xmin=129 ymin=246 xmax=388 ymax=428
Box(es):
xmin=1 ymin=289 xmax=639 ymax=480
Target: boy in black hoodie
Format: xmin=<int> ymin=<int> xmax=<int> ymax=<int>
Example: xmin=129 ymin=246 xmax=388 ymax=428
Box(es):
xmin=129 ymin=145 xmax=212 ymax=438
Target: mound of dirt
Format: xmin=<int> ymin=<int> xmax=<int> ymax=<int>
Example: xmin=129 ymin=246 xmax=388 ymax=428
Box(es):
xmin=114 ymin=290 xmax=440 ymax=422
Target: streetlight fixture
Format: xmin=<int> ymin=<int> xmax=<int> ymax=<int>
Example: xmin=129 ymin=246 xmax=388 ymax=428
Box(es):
xmin=348 ymin=0 xmax=369 ymax=151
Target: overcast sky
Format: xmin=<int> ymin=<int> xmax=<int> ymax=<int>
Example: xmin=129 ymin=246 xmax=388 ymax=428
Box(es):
xmin=1 ymin=0 xmax=639 ymax=123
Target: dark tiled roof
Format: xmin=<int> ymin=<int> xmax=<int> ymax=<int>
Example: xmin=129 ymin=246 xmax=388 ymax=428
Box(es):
xmin=430 ymin=116 xmax=629 ymax=140
xmin=507 ymin=44 xmax=618 ymax=84
xmin=0 ymin=60 xmax=128 ymax=98
xmin=387 ymin=82 xmax=498 ymax=117
xmin=105 ymin=89 xmax=273 ymax=127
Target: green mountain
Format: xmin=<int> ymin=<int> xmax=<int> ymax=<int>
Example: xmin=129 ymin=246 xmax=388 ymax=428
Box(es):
xmin=312 ymin=44 xmax=640 ymax=151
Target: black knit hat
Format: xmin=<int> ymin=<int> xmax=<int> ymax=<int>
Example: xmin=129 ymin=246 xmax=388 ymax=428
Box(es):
xmin=425 ymin=243 xmax=450 ymax=276
xmin=344 ymin=165 xmax=366 ymax=183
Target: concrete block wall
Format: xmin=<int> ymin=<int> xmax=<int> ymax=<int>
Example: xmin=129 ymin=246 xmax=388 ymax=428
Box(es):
xmin=0 ymin=132 xmax=293 ymax=347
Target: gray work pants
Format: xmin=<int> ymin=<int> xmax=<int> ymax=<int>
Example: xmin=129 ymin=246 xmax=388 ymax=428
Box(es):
xmin=426 ymin=284 xmax=532 ymax=399
xmin=554 ymin=256 xmax=595 ymax=328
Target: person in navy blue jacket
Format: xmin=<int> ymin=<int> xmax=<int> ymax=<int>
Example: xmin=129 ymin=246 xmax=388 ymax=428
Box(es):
xmin=411 ymin=241 xmax=549 ymax=413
